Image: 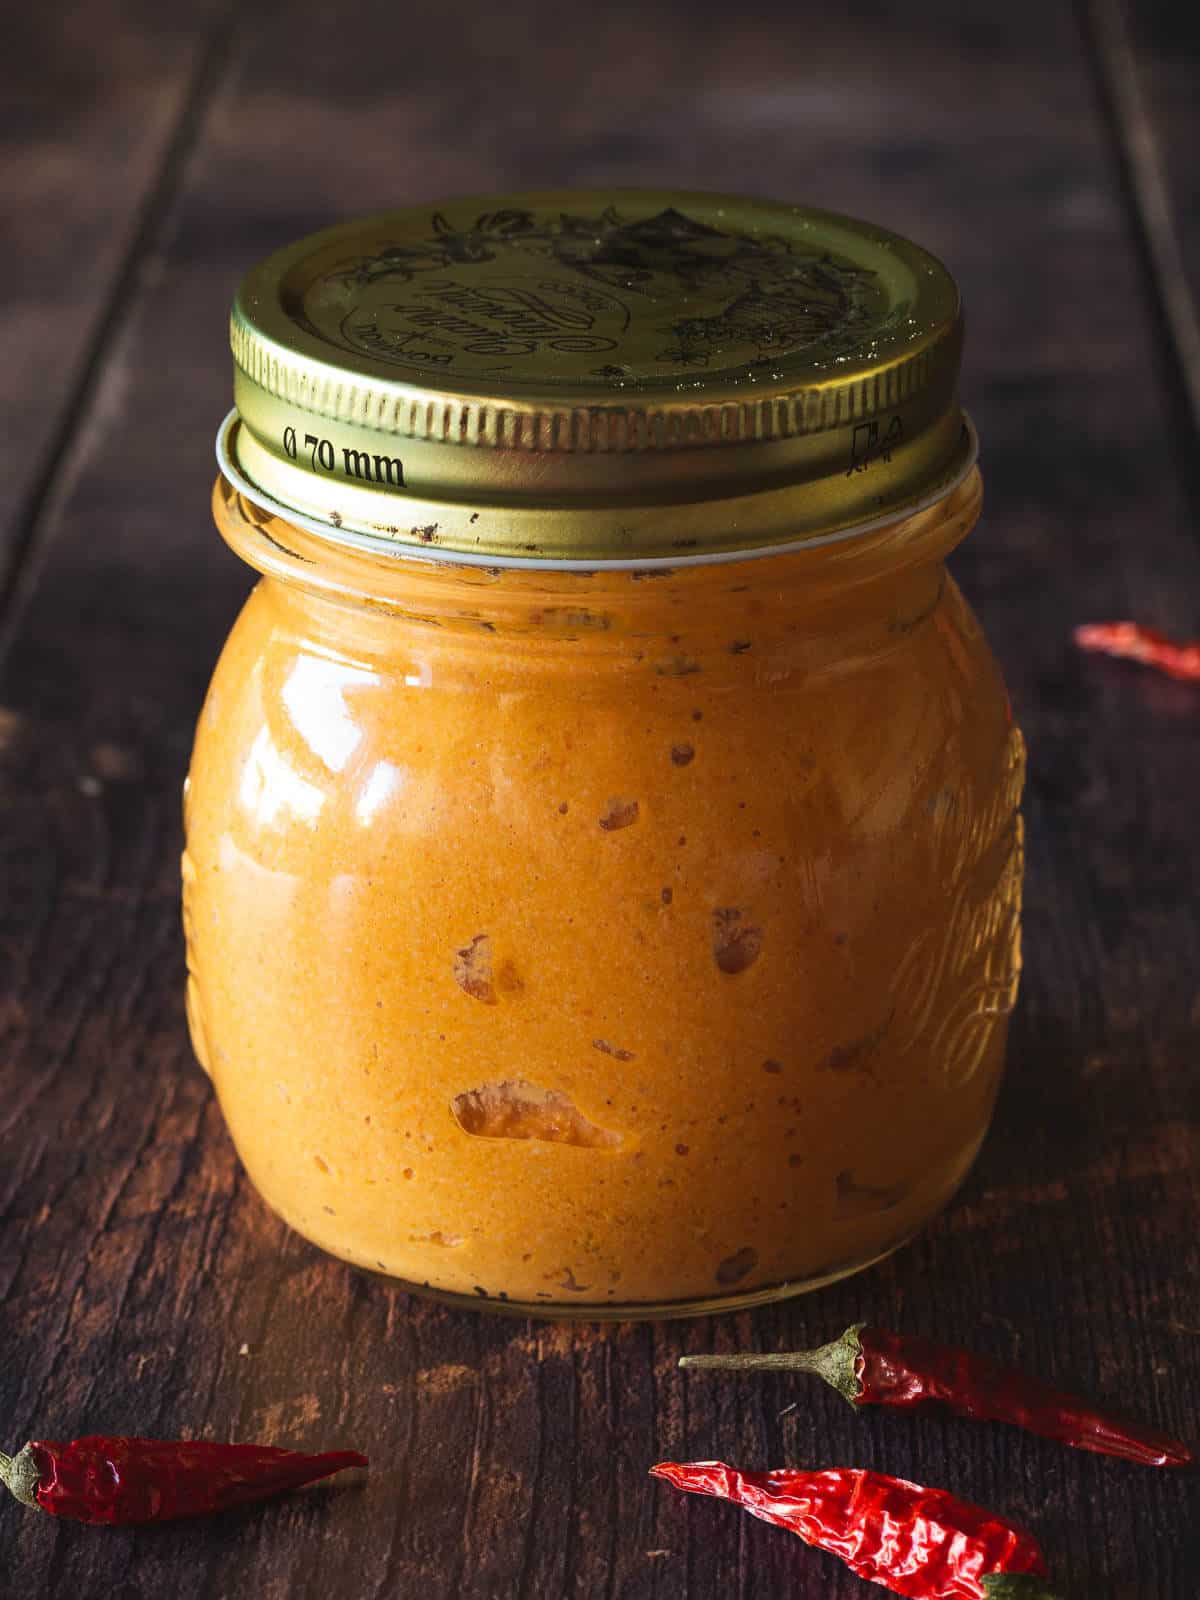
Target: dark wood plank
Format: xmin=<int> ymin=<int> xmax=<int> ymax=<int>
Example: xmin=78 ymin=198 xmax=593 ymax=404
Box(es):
xmin=0 ymin=0 xmax=230 ymax=592
xmin=1115 ymin=0 xmax=1200 ymax=302
xmin=1082 ymin=0 xmax=1200 ymax=452
xmin=1 ymin=3 xmax=1198 ymax=1597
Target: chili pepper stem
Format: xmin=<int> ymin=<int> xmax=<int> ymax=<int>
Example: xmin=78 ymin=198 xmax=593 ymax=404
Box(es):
xmin=678 ymin=1323 xmax=865 ymax=1406
xmin=981 ymin=1578 xmax=1065 ymax=1599
xmin=0 ymin=1446 xmax=41 ymax=1509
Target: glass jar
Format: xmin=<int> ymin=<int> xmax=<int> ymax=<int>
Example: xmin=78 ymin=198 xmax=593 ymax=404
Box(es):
xmin=185 ymin=190 xmax=1024 ymax=1317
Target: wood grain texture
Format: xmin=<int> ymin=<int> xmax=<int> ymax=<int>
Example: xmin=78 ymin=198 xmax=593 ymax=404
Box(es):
xmin=0 ymin=2 xmax=1198 ymax=1596
xmin=1082 ymin=0 xmax=1200 ymax=469
xmin=0 ymin=0 xmax=231 ymax=592
xmin=1110 ymin=0 xmax=1200 ymax=307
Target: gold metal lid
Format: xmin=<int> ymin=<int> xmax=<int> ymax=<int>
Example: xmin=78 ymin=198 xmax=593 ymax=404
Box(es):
xmin=226 ymin=188 xmax=969 ymax=564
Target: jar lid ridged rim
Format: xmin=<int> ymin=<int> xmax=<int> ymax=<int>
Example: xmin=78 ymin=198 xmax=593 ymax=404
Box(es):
xmin=226 ymin=188 xmax=967 ymax=562
xmin=217 ymin=407 xmax=979 ymax=572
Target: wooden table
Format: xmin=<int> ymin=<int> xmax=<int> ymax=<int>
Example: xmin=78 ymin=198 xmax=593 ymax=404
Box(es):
xmin=2 ymin=2 xmax=1197 ymax=1594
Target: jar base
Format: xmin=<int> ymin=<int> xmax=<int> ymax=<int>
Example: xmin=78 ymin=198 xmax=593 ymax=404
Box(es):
xmin=359 ymin=1226 xmax=921 ymax=1322
xmin=246 ymin=1120 xmax=993 ymax=1321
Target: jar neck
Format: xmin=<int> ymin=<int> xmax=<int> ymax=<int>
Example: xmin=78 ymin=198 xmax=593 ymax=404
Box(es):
xmin=211 ymin=470 xmax=981 ymax=650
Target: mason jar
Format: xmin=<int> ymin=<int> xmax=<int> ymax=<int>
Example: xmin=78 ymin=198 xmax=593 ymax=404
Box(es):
xmin=184 ymin=190 xmax=1024 ymax=1317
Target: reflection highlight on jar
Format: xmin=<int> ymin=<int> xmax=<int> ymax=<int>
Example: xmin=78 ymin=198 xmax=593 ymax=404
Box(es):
xmin=237 ymin=725 xmax=325 ymax=827
xmin=354 ymin=759 xmax=407 ymax=825
xmin=280 ymin=653 xmax=374 ymax=773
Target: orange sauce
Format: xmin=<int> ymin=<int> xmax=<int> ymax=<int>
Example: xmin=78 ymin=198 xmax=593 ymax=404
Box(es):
xmin=183 ymin=469 xmax=1023 ymax=1314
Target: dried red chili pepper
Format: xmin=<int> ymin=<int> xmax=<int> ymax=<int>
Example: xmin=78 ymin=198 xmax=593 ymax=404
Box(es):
xmin=680 ymin=1322 xmax=1193 ymax=1468
xmin=0 ymin=1436 xmax=367 ymax=1525
xmin=651 ymin=1460 xmax=1061 ymax=1599
xmin=1074 ymin=620 xmax=1200 ymax=681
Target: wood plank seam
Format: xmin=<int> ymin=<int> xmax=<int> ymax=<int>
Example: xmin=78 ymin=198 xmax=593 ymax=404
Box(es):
xmin=1078 ymin=0 xmax=1200 ymax=509
xmin=0 ymin=0 xmax=240 ymax=662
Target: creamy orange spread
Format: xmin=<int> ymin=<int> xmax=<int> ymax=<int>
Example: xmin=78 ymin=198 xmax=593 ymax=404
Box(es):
xmin=183 ymin=473 xmax=1023 ymax=1312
